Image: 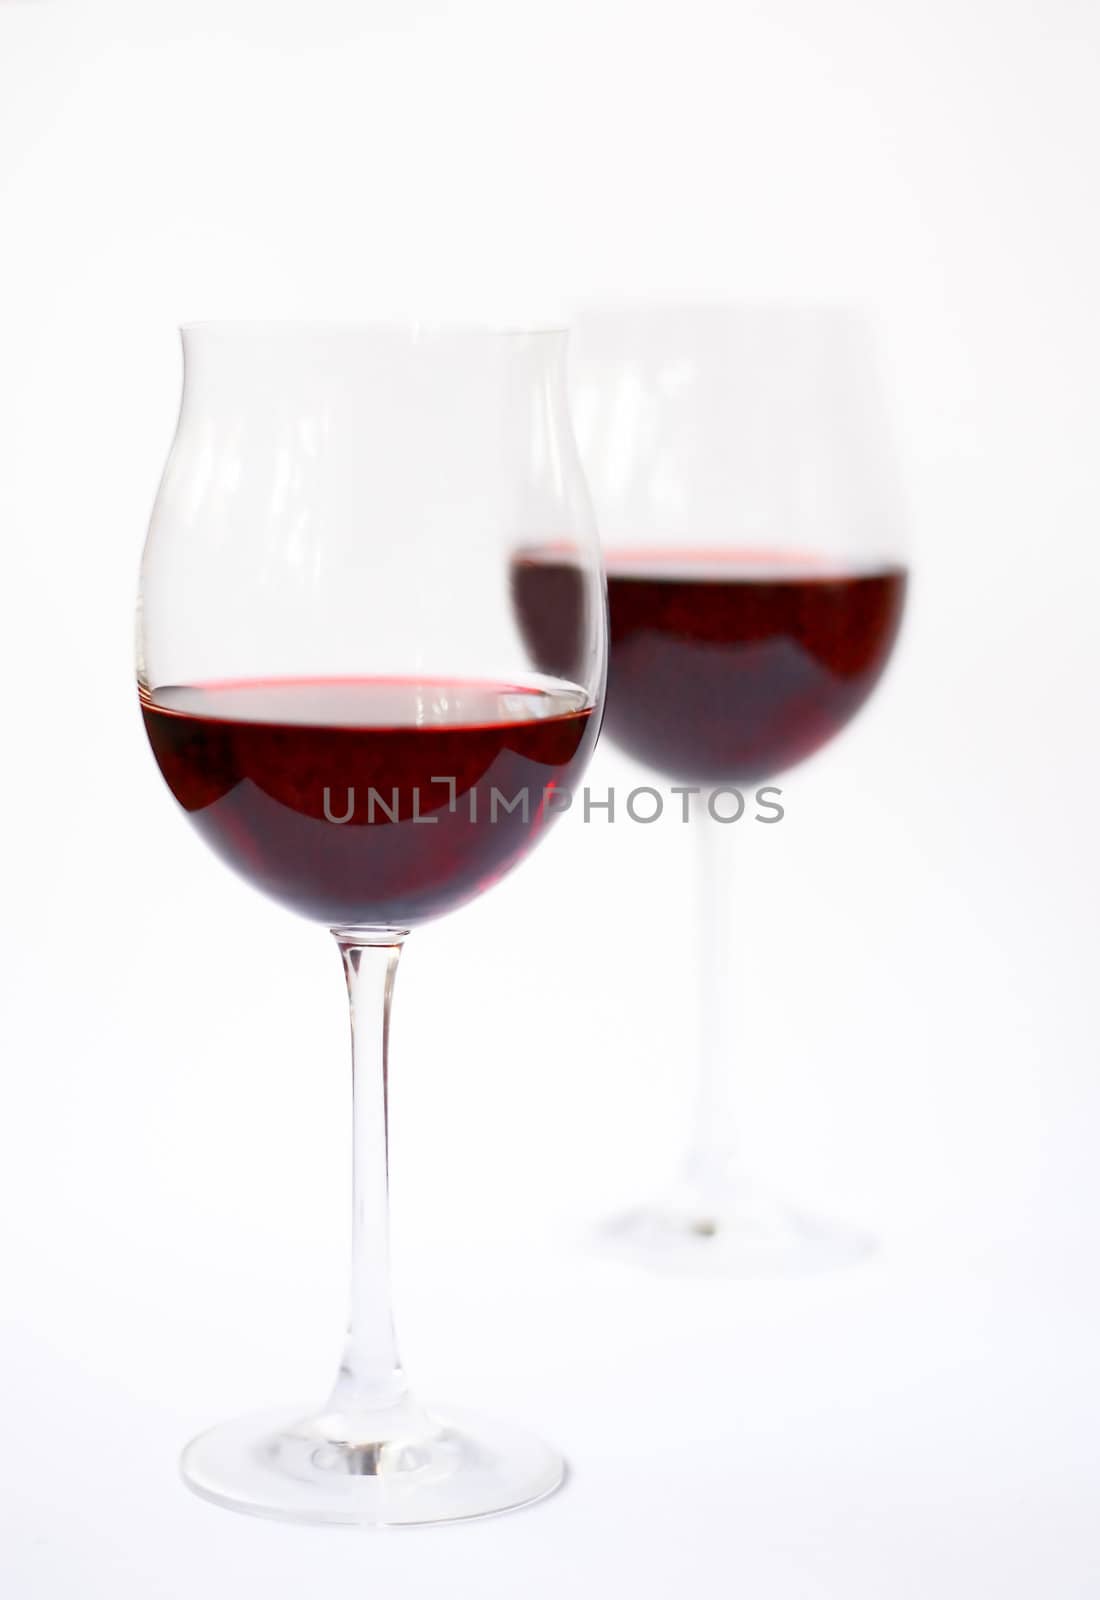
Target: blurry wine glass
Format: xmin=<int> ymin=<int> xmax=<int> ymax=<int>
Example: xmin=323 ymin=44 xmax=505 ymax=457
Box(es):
xmin=137 ymin=323 xmax=605 ymax=1523
xmin=514 ymin=304 xmax=907 ymax=1274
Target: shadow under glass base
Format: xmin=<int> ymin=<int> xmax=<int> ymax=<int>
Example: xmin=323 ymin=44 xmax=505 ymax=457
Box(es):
xmin=180 ymin=1397 xmax=565 ymax=1527
xmin=597 ymin=1170 xmax=875 ymax=1279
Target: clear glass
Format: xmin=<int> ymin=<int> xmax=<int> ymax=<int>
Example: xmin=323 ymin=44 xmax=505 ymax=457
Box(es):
xmin=570 ymin=304 xmax=908 ymax=1275
xmin=137 ymin=323 xmax=605 ymax=1524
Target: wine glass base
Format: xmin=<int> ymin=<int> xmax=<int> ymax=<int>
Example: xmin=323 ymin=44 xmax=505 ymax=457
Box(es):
xmin=597 ymin=1179 xmax=875 ymax=1278
xmin=180 ymin=1402 xmax=565 ymax=1527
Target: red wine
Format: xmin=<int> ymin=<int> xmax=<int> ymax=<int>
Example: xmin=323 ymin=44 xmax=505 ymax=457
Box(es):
xmin=513 ymin=548 xmax=906 ymax=781
xmin=141 ymin=678 xmax=595 ymax=925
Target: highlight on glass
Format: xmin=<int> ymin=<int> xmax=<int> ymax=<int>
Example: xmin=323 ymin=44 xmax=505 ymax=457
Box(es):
xmin=137 ymin=323 xmax=606 ymax=1524
xmin=514 ymin=303 xmax=908 ymax=1274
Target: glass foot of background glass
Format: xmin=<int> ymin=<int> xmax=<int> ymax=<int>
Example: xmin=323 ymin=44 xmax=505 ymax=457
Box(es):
xmin=597 ymin=1172 xmax=876 ymax=1278
xmin=181 ymin=1400 xmax=565 ymax=1526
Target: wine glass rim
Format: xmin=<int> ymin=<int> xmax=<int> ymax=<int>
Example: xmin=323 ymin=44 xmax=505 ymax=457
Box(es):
xmin=179 ymin=319 xmax=568 ymax=338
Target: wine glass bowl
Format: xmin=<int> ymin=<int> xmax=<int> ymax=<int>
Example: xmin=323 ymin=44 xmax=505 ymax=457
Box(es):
xmin=140 ymin=323 xmax=604 ymax=933
xmin=137 ymin=323 xmax=605 ymax=1523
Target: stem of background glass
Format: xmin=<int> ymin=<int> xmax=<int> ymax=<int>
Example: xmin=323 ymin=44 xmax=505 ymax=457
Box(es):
xmin=328 ymin=929 xmax=410 ymax=1419
xmin=683 ymin=798 xmax=741 ymax=1197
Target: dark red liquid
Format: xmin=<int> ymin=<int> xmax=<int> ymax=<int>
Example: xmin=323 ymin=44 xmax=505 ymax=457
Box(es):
xmin=513 ymin=548 xmax=907 ymax=781
xmin=141 ymin=678 xmax=595 ymax=926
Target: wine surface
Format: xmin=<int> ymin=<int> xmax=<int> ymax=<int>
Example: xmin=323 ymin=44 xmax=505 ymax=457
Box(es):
xmin=513 ymin=548 xmax=906 ymax=781
xmin=142 ymin=678 xmax=595 ymax=925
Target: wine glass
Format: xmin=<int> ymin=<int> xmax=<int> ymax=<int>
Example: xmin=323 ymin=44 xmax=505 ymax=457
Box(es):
xmin=136 ymin=323 xmax=605 ymax=1524
xmin=515 ymin=304 xmax=907 ymax=1275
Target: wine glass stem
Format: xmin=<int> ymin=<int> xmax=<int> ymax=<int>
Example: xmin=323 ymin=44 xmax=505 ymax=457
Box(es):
xmin=686 ymin=801 xmax=740 ymax=1187
xmin=329 ymin=929 xmax=409 ymax=1416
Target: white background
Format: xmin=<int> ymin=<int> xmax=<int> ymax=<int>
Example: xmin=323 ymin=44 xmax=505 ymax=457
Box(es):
xmin=2 ymin=1 xmax=1099 ymax=1594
